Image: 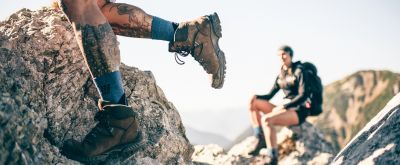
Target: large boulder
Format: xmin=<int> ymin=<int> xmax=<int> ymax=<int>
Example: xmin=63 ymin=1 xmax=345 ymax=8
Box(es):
xmin=192 ymin=122 xmax=335 ymax=165
xmin=0 ymin=8 xmax=193 ymax=164
xmin=332 ymin=93 xmax=400 ymax=164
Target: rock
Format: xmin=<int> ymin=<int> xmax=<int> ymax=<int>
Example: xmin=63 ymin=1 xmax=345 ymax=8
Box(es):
xmin=332 ymin=93 xmax=400 ymax=164
xmin=0 ymin=8 xmax=193 ymax=164
xmin=192 ymin=122 xmax=335 ymax=165
xmin=276 ymin=122 xmax=335 ymax=164
xmin=309 ymin=70 xmax=400 ymax=151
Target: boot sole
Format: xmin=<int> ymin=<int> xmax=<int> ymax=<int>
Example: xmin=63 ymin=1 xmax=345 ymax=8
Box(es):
xmin=64 ymin=132 xmax=144 ymax=164
xmin=209 ymin=12 xmax=226 ymax=89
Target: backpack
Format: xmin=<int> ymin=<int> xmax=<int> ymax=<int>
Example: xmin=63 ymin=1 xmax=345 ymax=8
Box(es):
xmin=298 ymin=61 xmax=323 ymax=116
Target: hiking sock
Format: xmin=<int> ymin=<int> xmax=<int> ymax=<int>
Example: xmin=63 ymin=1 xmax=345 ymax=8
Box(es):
xmin=253 ymin=126 xmax=264 ymax=139
xmin=94 ymin=71 xmax=127 ymax=105
xmin=151 ymin=16 xmax=177 ymax=42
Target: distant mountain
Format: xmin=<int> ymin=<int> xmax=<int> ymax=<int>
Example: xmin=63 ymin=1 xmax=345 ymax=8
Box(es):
xmin=227 ymin=126 xmax=252 ymax=149
xmin=186 ymin=127 xmax=232 ymax=150
xmin=309 ymin=70 xmax=400 ymax=151
xmin=181 ymin=108 xmax=250 ymax=149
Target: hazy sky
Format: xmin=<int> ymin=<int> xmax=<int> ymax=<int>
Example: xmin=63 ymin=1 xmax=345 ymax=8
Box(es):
xmin=1 ymin=0 xmax=400 ymax=117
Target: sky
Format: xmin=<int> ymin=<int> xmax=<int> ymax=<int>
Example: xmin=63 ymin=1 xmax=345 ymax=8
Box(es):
xmin=1 ymin=0 xmax=400 ymax=137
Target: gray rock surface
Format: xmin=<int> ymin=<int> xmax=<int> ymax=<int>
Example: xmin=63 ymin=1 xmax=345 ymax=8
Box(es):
xmin=332 ymin=93 xmax=400 ymax=165
xmin=192 ymin=122 xmax=335 ymax=165
xmin=0 ymin=8 xmax=192 ymax=164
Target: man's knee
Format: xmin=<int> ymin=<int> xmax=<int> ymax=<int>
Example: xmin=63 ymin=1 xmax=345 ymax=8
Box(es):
xmin=97 ymin=0 xmax=110 ymax=9
xmin=261 ymin=115 xmax=275 ymax=126
xmin=59 ymin=0 xmax=95 ymax=13
xmin=249 ymin=95 xmax=257 ymax=111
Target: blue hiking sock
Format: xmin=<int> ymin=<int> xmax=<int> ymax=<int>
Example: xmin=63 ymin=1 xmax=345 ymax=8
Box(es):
xmin=253 ymin=126 xmax=263 ymax=137
xmin=94 ymin=71 xmax=127 ymax=105
xmin=151 ymin=16 xmax=176 ymax=42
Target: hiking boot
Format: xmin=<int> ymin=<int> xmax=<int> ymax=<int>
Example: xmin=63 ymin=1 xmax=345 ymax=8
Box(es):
xmin=249 ymin=136 xmax=267 ymax=156
xmin=61 ymin=100 xmax=142 ymax=163
xmin=169 ymin=12 xmax=226 ymax=89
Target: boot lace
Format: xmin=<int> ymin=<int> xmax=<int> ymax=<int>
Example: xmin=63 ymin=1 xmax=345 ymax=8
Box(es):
xmin=174 ymin=49 xmax=191 ymax=65
xmin=173 ymin=42 xmax=200 ymax=65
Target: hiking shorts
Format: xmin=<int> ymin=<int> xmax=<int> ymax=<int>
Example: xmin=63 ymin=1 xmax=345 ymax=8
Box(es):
xmin=288 ymin=105 xmax=310 ymax=125
xmin=255 ymin=96 xmax=310 ymax=125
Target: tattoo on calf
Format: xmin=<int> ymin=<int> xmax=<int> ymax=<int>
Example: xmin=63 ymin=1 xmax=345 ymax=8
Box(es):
xmin=109 ymin=4 xmax=152 ymax=38
xmin=75 ymin=23 xmax=120 ymax=77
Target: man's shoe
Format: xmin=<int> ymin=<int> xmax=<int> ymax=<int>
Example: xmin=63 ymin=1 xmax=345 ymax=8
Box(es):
xmin=248 ymin=136 xmax=267 ymax=156
xmin=169 ymin=12 xmax=226 ymax=89
xmin=61 ymin=100 xmax=142 ymax=163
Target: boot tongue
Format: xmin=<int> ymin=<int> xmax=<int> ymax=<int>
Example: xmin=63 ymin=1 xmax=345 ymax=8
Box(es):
xmin=102 ymin=105 xmax=136 ymax=120
xmin=174 ymin=23 xmax=189 ymax=42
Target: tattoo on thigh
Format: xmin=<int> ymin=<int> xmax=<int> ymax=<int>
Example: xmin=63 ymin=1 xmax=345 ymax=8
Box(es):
xmin=75 ymin=23 xmax=120 ymax=77
xmin=109 ymin=4 xmax=151 ymax=38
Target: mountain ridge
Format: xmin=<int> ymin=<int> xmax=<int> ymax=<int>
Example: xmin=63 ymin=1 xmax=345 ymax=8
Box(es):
xmin=310 ymin=70 xmax=400 ymax=150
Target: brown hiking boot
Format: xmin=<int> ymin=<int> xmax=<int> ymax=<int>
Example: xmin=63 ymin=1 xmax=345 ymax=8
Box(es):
xmin=61 ymin=100 xmax=142 ymax=163
xmin=169 ymin=12 xmax=226 ymax=89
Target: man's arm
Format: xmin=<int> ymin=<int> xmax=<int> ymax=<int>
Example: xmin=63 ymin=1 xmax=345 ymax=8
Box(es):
xmin=256 ymin=76 xmax=280 ymax=100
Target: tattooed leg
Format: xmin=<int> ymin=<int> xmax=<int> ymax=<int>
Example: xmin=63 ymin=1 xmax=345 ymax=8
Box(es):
xmin=97 ymin=1 xmax=176 ymax=41
xmin=59 ymin=0 xmax=120 ymax=77
xmin=76 ymin=23 xmax=120 ymax=77
xmin=99 ymin=2 xmax=153 ymax=38
xmin=59 ymin=0 xmax=126 ymax=104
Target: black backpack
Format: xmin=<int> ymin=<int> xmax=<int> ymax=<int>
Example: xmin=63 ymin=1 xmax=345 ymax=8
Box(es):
xmin=298 ymin=61 xmax=323 ymax=116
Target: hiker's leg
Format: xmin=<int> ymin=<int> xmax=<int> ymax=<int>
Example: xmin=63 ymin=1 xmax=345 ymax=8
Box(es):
xmin=96 ymin=0 xmax=225 ymax=89
xmin=247 ymin=96 xmax=276 ymax=155
xmin=59 ymin=0 xmax=126 ymax=104
xmin=249 ymin=95 xmax=276 ymax=127
xmin=59 ymin=1 xmax=140 ymax=160
xmin=261 ymin=109 xmax=299 ymax=148
xmin=97 ymin=0 xmax=176 ymax=41
xmin=97 ymin=0 xmax=153 ymax=38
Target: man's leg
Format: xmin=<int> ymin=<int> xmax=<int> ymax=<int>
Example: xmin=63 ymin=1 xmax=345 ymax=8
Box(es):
xmin=249 ymin=95 xmax=275 ymax=126
xmin=248 ymin=95 xmax=275 ymax=155
xmin=261 ymin=109 xmax=299 ymax=164
xmin=97 ymin=0 xmax=226 ymax=89
xmin=59 ymin=0 xmax=126 ymax=104
xmin=59 ymin=0 xmax=140 ymax=161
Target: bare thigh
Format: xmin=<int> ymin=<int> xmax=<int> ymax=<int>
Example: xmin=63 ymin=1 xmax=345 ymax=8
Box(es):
xmin=252 ymin=98 xmax=276 ymax=114
xmin=263 ymin=109 xmax=299 ymax=126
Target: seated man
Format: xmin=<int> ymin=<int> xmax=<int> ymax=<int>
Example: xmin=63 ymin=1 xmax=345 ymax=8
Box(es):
xmin=56 ymin=0 xmax=226 ymax=162
xmin=247 ymin=45 xmax=322 ymax=165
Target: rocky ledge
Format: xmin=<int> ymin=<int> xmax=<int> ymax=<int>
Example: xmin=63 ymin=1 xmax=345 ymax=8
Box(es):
xmin=0 ymin=8 xmax=192 ymax=164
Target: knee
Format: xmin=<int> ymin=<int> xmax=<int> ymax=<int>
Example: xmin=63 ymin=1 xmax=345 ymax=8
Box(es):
xmin=59 ymin=0 xmax=95 ymax=13
xmin=97 ymin=0 xmax=109 ymax=9
xmin=248 ymin=95 xmax=257 ymax=111
xmin=261 ymin=115 xmax=275 ymax=127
